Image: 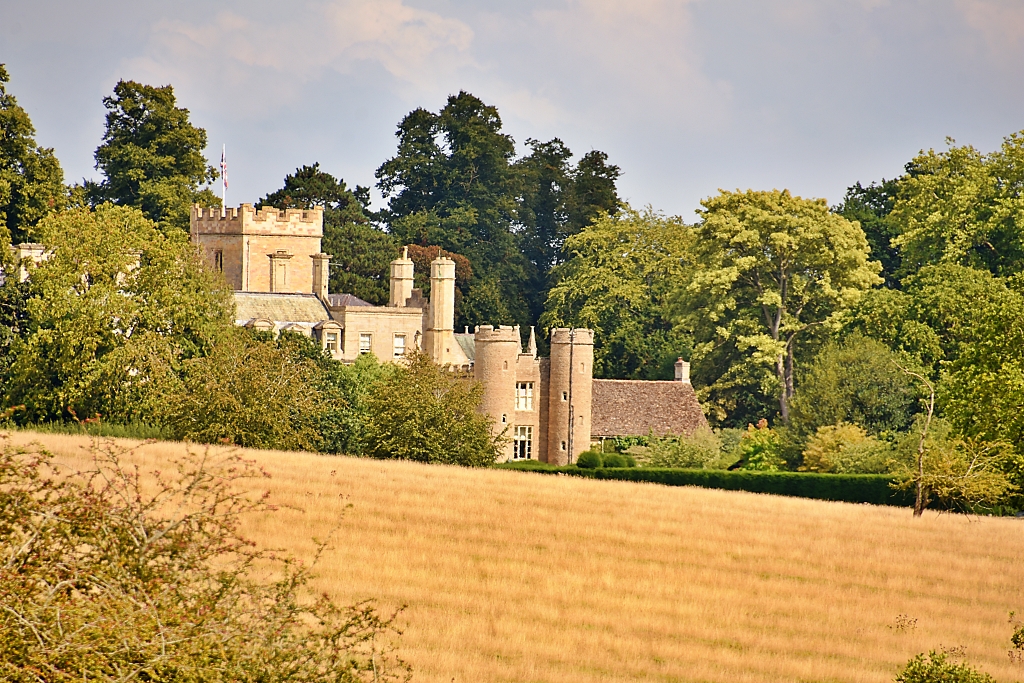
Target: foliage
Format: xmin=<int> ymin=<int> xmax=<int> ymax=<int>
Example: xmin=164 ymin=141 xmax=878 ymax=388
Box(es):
xmin=644 ymin=428 xmax=732 ymax=470
xmin=681 ymin=189 xmax=881 ymax=426
xmin=88 ymin=80 xmax=218 ymax=234
xmin=377 ymin=92 xmax=527 ymax=327
xmin=258 ymin=163 xmax=396 ymax=305
xmin=542 ymin=206 xmax=692 ymax=379
xmin=890 ymin=416 xmax=1017 ymax=512
xmin=788 ymin=334 xmax=921 ymax=439
xmin=889 ymin=131 xmax=1024 ymax=278
xmin=601 ymin=452 xmax=630 ymax=468
xmin=799 ymin=423 xmax=892 ymax=474
xmin=2 ymin=205 xmax=234 ymax=424
xmin=154 ymin=330 xmax=329 ymax=451
xmin=895 ymin=651 xmax=995 ymax=683
xmin=835 ymin=178 xmax=902 ymax=287
xmin=0 ymin=434 xmax=409 ymax=683
xmin=0 ymin=64 xmax=67 ymax=245
xmin=576 ymin=450 xmax=603 ymax=468
xmin=364 ymin=353 xmax=501 ymax=466
xmin=405 ymin=244 xmax=473 ymax=320
xmin=736 ymin=419 xmax=787 ymax=471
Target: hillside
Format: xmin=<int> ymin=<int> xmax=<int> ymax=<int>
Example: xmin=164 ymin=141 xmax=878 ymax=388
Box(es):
xmin=8 ymin=431 xmax=1024 ymax=683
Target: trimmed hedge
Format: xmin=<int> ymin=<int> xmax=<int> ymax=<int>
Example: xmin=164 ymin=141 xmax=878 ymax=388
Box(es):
xmin=495 ymin=461 xmax=913 ymax=507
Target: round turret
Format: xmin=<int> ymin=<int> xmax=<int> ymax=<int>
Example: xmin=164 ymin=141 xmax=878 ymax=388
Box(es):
xmin=474 ymin=325 xmax=521 ymax=459
xmin=546 ymin=328 xmax=594 ymax=465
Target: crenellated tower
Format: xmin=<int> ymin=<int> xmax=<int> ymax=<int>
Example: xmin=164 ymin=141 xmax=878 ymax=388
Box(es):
xmin=546 ymin=328 xmax=594 ymax=465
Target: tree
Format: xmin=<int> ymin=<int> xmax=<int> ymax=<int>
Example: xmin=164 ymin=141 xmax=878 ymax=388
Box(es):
xmin=0 ymin=64 xmax=66 ymax=245
xmin=0 ymin=434 xmax=409 ymax=682
xmin=788 ymin=334 xmax=921 ymax=440
xmin=516 ymin=139 xmax=621 ymax=321
xmin=89 ymin=81 xmax=218 ymax=234
xmin=363 ymin=353 xmax=501 ymax=466
xmin=798 ymin=423 xmax=891 ymax=474
xmin=405 ymin=244 xmax=472 ymax=320
xmin=542 ymin=206 xmax=693 ymax=379
xmin=376 ymin=92 xmax=528 ymax=327
xmin=834 ymin=178 xmax=901 ymax=287
xmin=259 ymin=163 xmax=397 ymax=305
xmin=1 ymin=205 xmax=234 ymax=424
xmin=888 ymin=132 xmax=1024 ymax=277
xmin=680 ymin=189 xmax=881 ymax=424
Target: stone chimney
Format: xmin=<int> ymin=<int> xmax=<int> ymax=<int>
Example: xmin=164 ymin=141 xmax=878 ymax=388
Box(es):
xmin=674 ymin=358 xmax=690 ymax=383
xmin=311 ymin=252 xmax=331 ymax=301
xmin=389 ymin=246 xmax=415 ymax=307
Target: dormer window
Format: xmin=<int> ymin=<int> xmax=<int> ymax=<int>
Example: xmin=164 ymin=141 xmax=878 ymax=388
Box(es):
xmin=325 ymin=332 xmax=339 ymax=353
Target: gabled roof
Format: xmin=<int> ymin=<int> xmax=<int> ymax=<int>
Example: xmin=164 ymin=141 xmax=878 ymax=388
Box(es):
xmin=234 ymin=292 xmax=330 ymax=324
xmin=328 ymin=293 xmax=373 ymax=308
xmin=591 ymin=379 xmax=708 ymax=438
xmin=454 ymin=333 xmax=476 ymax=361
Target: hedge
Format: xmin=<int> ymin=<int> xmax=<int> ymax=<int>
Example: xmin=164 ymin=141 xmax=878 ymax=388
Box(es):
xmin=495 ymin=461 xmax=913 ymax=507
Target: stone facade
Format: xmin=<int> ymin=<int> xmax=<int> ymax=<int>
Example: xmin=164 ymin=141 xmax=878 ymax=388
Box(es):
xmin=190 ymin=204 xmax=705 ymax=463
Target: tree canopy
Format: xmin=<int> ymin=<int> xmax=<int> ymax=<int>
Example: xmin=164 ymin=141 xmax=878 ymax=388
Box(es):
xmin=679 ymin=189 xmax=881 ymax=425
xmin=88 ymin=81 xmax=218 ymax=233
xmin=0 ymin=64 xmax=66 ymax=245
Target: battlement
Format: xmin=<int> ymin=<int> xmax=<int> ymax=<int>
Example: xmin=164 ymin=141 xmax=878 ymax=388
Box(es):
xmin=550 ymin=328 xmax=595 ymax=345
xmin=475 ymin=325 xmax=521 ymax=343
xmin=191 ymin=204 xmax=323 ymax=238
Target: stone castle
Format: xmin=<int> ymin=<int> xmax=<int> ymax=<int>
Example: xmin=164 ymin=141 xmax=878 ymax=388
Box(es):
xmin=189 ymin=204 xmax=708 ymax=463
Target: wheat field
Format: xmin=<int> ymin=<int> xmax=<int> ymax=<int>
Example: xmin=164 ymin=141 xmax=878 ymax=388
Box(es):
xmin=7 ymin=431 xmax=1024 ymax=683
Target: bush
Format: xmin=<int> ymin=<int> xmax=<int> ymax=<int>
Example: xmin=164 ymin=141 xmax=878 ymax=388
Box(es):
xmin=800 ymin=423 xmax=893 ymax=474
xmin=576 ymin=450 xmax=603 ymax=468
xmin=0 ymin=434 xmax=408 ymax=682
xmin=601 ymin=452 xmax=629 ymax=468
xmin=736 ymin=419 xmax=786 ymax=471
xmin=645 ymin=428 xmax=731 ymax=469
xmin=895 ymin=651 xmax=995 ymax=683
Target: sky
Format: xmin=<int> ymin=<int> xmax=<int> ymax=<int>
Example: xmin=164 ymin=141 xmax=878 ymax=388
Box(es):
xmin=4 ymin=0 xmax=1024 ymax=219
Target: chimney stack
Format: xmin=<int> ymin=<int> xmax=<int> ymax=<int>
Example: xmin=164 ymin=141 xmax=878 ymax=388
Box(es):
xmin=674 ymin=358 xmax=690 ymax=383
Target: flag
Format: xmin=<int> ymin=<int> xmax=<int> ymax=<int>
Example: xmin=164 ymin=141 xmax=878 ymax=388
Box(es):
xmin=220 ymin=145 xmax=228 ymax=189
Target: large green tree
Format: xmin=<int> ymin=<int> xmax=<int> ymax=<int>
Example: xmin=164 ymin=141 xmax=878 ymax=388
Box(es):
xmin=516 ymin=138 xmax=621 ymax=321
xmin=834 ymin=178 xmax=901 ymax=288
xmin=259 ymin=164 xmax=397 ymax=305
xmin=88 ymin=81 xmax=218 ymax=234
xmin=2 ymin=205 xmax=233 ymax=424
xmin=376 ymin=92 xmax=527 ymax=327
xmin=542 ymin=207 xmax=692 ymax=379
xmin=680 ymin=189 xmax=881 ymax=425
xmin=0 ymin=64 xmax=66 ymax=245
xmin=888 ymin=131 xmax=1024 ymax=277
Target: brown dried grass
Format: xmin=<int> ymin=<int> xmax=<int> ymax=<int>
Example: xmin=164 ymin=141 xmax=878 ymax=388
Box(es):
xmin=8 ymin=431 xmax=1024 ymax=683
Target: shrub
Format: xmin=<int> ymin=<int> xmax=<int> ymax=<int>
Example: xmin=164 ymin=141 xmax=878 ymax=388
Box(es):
xmin=576 ymin=450 xmax=603 ymax=468
xmin=602 ymin=452 xmax=628 ymax=468
xmin=895 ymin=651 xmax=995 ymax=683
xmin=364 ymin=353 xmax=501 ymax=466
xmin=646 ymin=428 xmax=731 ymax=469
xmin=0 ymin=434 xmax=409 ymax=682
xmin=737 ymin=419 xmax=786 ymax=471
xmin=800 ymin=423 xmax=893 ymax=474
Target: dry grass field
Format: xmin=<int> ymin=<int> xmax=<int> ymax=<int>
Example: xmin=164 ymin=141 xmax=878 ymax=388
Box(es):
xmin=6 ymin=430 xmax=1024 ymax=683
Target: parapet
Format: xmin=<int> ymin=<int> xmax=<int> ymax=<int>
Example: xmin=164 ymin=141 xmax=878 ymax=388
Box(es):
xmin=191 ymin=203 xmax=324 ymax=238
xmin=475 ymin=324 xmax=521 ymax=343
xmin=550 ymin=328 xmax=595 ymax=345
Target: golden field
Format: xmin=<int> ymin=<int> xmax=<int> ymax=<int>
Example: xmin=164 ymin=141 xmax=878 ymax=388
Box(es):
xmin=6 ymin=431 xmax=1024 ymax=683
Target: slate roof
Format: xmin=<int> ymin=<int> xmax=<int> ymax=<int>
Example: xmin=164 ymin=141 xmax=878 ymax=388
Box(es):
xmin=328 ymin=293 xmax=373 ymax=308
xmin=590 ymin=379 xmax=708 ymax=438
xmin=454 ymin=333 xmax=476 ymax=361
xmin=234 ymin=292 xmax=331 ymax=324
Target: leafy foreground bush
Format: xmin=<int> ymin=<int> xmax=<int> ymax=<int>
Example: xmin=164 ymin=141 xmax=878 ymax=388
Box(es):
xmin=896 ymin=651 xmax=995 ymax=683
xmin=576 ymin=450 xmax=603 ymax=468
xmin=0 ymin=434 xmax=409 ymax=683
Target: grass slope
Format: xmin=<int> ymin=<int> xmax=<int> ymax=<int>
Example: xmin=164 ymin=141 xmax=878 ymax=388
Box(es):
xmin=9 ymin=431 xmax=1024 ymax=683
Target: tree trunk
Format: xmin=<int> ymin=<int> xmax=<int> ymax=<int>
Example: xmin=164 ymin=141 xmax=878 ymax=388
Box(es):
xmin=776 ymin=352 xmax=789 ymax=423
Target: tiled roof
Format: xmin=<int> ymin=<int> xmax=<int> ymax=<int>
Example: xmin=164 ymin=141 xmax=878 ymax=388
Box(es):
xmin=234 ymin=292 xmax=330 ymax=324
xmin=454 ymin=333 xmax=476 ymax=361
xmin=328 ymin=293 xmax=373 ymax=307
xmin=591 ymin=379 xmax=708 ymax=438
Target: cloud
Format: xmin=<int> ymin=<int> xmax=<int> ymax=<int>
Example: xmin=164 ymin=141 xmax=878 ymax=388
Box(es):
xmin=955 ymin=0 xmax=1024 ymax=57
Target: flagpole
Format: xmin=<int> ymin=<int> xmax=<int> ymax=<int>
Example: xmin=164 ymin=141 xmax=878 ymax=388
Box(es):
xmin=221 ymin=144 xmax=227 ymax=216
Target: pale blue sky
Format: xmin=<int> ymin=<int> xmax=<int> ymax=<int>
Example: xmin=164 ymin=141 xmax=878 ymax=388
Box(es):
xmin=3 ymin=0 xmax=1024 ymax=218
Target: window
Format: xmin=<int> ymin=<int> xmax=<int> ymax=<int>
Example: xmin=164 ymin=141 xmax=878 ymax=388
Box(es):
xmin=561 ymin=391 xmax=568 ymax=401
xmin=513 ymin=426 xmax=533 ymax=460
xmin=325 ymin=332 xmax=339 ymax=353
xmin=560 ymin=441 xmax=567 ymax=451
xmin=515 ymin=382 xmax=534 ymax=410
xmin=501 ymin=414 xmax=507 ymax=424
xmin=393 ymin=334 xmax=406 ymax=358
xmin=214 ymin=250 xmax=224 ymax=272
xmin=359 ymin=333 xmax=372 ymax=354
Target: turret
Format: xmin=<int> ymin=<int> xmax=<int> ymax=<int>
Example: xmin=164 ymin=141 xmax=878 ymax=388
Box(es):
xmin=473 ymin=325 xmax=521 ymax=460
xmin=389 ymin=247 xmax=415 ymax=307
xmin=546 ymin=328 xmax=594 ymax=465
